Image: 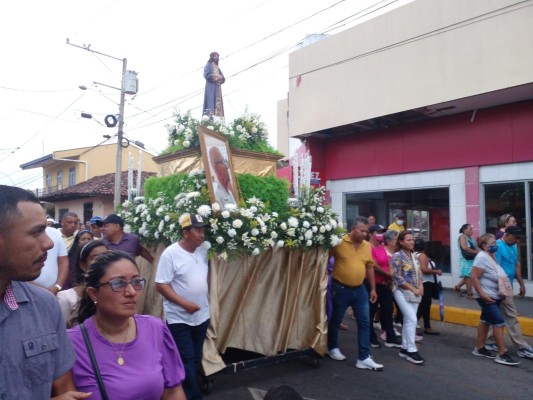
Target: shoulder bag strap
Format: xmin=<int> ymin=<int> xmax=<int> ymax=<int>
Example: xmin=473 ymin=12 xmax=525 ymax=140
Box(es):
xmin=80 ymin=322 xmax=109 ymax=400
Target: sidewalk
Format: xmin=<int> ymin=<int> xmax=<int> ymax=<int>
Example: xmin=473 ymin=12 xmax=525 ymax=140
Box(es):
xmin=430 ymin=288 xmax=533 ymax=336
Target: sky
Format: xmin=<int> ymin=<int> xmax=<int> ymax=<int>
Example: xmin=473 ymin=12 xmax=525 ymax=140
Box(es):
xmin=0 ymin=0 xmax=411 ymax=189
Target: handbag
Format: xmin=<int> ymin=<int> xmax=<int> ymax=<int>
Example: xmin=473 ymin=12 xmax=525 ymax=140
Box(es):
xmin=497 ymin=275 xmax=514 ymax=298
xmin=460 ymin=236 xmax=477 ymax=260
xmin=81 ymin=322 xmax=110 ymax=400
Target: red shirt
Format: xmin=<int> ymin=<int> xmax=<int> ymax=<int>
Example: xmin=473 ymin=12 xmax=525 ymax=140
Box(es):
xmin=371 ymin=245 xmax=391 ymax=285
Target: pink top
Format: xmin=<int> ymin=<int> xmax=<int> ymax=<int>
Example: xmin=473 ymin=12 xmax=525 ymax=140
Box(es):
xmin=3 ymin=283 xmax=18 ymax=310
xmin=371 ymin=245 xmax=392 ymax=285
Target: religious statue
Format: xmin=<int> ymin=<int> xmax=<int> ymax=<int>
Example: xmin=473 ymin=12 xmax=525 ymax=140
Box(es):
xmin=203 ymin=52 xmax=225 ymax=118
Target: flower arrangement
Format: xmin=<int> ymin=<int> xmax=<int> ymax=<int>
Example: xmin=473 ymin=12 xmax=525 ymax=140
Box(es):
xmin=119 ymin=171 xmax=344 ymax=259
xmin=164 ymin=110 xmax=281 ymax=155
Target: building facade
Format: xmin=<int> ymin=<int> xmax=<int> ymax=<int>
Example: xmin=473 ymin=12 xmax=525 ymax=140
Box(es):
xmin=281 ymin=0 xmax=533 ymax=290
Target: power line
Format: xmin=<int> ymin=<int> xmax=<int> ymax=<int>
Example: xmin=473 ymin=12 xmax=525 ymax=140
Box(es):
xmin=0 ymin=85 xmax=75 ymax=93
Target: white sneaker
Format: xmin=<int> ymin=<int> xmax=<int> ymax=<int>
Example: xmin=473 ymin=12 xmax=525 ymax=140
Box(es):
xmin=327 ymin=348 xmax=346 ymax=361
xmin=373 ymin=322 xmax=381 ymax=330
xmin=355 ymin=356 xmax=384 ymax=371
xmin=517 ymin=346 xmax=533 ymax=359
xmin=394 ymin=328 xmax=401 ymax=336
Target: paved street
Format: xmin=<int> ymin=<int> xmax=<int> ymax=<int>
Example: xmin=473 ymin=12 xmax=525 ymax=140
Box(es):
xmin=204 ymin=317 xmax=533 ymax=399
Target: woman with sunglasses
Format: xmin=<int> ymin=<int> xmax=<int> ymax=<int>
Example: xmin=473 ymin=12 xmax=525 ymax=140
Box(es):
xmin=68 ymin=251 xmax=186 ymax=399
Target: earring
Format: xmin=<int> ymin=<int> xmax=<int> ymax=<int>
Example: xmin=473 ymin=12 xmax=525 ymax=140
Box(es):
xmin=94 ymin=301 xmax=98 ymax=305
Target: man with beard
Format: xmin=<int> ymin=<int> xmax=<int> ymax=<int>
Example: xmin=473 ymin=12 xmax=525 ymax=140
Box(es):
xmin=203 ymin=51 xmax=225 ymax=118
xmin=0 ymin=185 xmax=89 ymax=399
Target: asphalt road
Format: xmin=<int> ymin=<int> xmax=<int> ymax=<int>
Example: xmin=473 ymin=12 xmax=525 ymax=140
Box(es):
xmin=203 ymin=317 xmax=533 ymax=400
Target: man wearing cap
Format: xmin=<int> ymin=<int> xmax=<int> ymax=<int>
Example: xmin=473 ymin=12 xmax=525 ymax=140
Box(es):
xmin=486 ymin=226 xmax=533 ymax=359
xmin=101 ymin=214 xmax=154 ymax=263
xmin=155 ymin=213 xmax=211 ymax=400
xmin=89 ymin=216 xmax=103 ymax=240
xmin=388 ymin=212 xmax=406 ymax=232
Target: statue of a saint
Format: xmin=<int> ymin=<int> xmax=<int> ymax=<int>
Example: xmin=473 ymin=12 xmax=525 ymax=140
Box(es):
xmin=203 ymin=52 xmax=225 ymax=118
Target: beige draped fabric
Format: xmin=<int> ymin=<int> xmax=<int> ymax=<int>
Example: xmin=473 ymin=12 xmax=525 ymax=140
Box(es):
xmin=202 ymin=247 xmax=329 ymax=376
xmin=135 ymin=244 xmax=165 ymax=318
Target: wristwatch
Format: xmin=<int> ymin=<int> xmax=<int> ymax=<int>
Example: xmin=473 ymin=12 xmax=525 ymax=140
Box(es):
xmin=54 ymin=284 xmax=62 ymax=291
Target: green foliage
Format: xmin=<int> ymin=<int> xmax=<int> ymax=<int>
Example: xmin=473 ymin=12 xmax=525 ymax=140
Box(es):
xmin=237 ymin=174 xmax=290 ymax=217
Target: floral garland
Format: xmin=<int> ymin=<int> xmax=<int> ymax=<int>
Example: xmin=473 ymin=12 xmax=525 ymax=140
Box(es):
xmin=119 ymin=171 xmax=344 ymax=259
xmin=164 ymin=110 xmax=281 ymax=155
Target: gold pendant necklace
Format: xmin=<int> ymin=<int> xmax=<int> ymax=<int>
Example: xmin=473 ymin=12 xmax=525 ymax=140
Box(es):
xmin=95 ymin=318 xmax=130 ymax=366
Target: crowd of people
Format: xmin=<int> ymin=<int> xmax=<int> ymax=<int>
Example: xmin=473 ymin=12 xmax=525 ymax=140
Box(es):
xmin=1 ymin=183 xmax=532 ymax=399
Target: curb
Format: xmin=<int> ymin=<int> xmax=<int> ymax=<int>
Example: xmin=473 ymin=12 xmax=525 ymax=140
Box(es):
xmin=430 ymin=304 xmax=533 ymax=337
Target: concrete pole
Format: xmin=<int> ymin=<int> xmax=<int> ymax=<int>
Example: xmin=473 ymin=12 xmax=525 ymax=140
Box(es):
xmin=114 ymin=58 xmax=127 ymax=209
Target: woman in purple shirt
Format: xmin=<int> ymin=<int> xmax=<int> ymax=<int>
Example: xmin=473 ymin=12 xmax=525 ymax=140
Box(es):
xmin=68 ymin=251 xmax=186 ymax=399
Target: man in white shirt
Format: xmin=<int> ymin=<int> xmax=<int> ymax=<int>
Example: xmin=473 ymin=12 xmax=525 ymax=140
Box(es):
xmin=59 ymin=212 xmax=79 ymax=251
xmin=156 ymin=213 xmax=210 ymax=400
xmin=33 ymin=226 xmax=69 ymax=295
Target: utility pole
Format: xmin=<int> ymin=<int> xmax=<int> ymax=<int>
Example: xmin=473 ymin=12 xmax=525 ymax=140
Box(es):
xmin=66 ymin=39 xmax=135 ymax=209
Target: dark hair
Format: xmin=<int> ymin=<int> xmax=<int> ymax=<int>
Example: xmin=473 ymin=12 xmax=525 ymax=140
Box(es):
xmin=68 ymin=229 xmax=93 ymax=259
xmin=477 ymin=233 xmax=494 ymax=249
xmin=73 ymin=241 xmax=108 ymax=286
xmin=264 ymin=385 xmax=304 ymax=400
xmin=414 ymin=238 xmax=426 ymax=252
xmin=75 ymin=251 xmax=138 ymax=324
xmin=397 ymin=230 xmax=414 ymax=249
xmin=61 ymin=211 xmax=78 ymax=221
xmin=208 ymin=52 xmax=219 ymax=62
xmin=351 ymin=216 xmax=369 ymax=228
xmin=459 ymin=224 xmax=471 ymax=234
xmin=0 ymin=185 xmax=40 ymax=232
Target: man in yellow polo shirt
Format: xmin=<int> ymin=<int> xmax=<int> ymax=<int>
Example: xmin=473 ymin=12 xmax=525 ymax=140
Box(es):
xmin=327 ymin=216 xmax=384 ymax=371
xmin=388 ymin=211 xmax=406 ymax=232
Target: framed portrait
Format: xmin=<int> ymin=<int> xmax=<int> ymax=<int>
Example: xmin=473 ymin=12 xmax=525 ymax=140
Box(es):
xmin=198 ymin=125 xmax=240 ymax=208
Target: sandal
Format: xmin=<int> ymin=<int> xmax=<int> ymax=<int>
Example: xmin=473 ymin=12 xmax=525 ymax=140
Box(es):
xmin=339 ymin=323 xmax=348 ymax=331
xmin=424 ymin=329 xmax=440 ymax=335
xmin=454 ymin=285 xmax=461 ymax=293
xmin=466 ymin=292 xmax=474 ymax=300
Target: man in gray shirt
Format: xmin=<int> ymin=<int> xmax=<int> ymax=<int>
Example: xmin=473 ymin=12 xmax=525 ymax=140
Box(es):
xmin=0 ymin=185 xmax=89 ymax=399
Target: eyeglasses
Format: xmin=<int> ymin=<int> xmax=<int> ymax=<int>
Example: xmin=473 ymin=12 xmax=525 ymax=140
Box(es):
xmin=97 ymin=277 xmax=146 ymax=292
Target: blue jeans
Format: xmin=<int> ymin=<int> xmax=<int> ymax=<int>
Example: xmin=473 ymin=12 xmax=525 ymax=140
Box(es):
xmin=328 ymin=281 xmax=370 ymax=360
xmin=475 ymin=298 xmax=504 ymax=326
xmin=167 ymin=319 xmax=210 ymax=400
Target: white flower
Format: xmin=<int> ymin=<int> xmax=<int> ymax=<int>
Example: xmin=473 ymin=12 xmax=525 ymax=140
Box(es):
xmin=276 ymin=240 xmax=284 ymax=247
xmin=183 ymin=140 xmax=191 ymax=148
xmin=224 ymin=203 xmax=237 ymax=211
xmin=221 ymin=210 xmax=230 ymax=218
xmin=202 ymin=241 xmax=211 ymax=250
xmin=186 ymin=191 xmax=201 ymax=198
xmin=158 ymin=220 xmax=165 ymax=232
xmin=312 ymin=226 xmax=318 ymax=233
xmin=207 ymin=126 xmax=214 ymax=130
xmin=251 ymin=127 xmax=258 ymax=134
xmin=218 ymin=251 xmax=228 ymax=261
xmin=272 ymin=212 xmax=278 ymax=218
xmin=232 ymin=219 xmax=243 ymax=229
xmin=216 ymin=236 xmax=225 ymax=244
xmin=325 ymin=224 xmax=332 ymax=231
xmin=252 ymin=248 xmax=260 ymax=256
xmin=228 ymin=229 xmax=237 ymax=237
xmin=212 ymin=202 xmax=221 ymax=212
xmin=228 ymin=130 xmax=235 ymax=136
xmin=236 ymin=124 xmax=243 ymax=132
xmin=146 ymin=215 xmax=151 ymax=222
xmin=303 ymin=221 xmax=310 ymax=228
xmin=338 ymin=222 xmax=344 ymax=230
xmin=251 ymin=228 xmax=259 ymax=236
xmin=319 ymin=225 xmax=326 ymax=233
xmin=261 ymin=226 xmax=267 ymax=234
xmin=317 ymin=206 xmax=324 ymax=213
xmin=270 ymin=231 xmax=278 ymax=239
xmin=288 ymin=217 xmax=299 ymax=228
xmin=304 ymin=230 xmax=313 ymax=240
xmin=306 ymin=240 xmax=313 ymax=247
xmin=164 ymin=215 xmax=170 ymax=222
xmin=280 ymin=222 xmax=287 ymax=230
xmin=287 ymin=228 xmax=296 ymax=237
xmin=197 ymin=205 xmax=211 ymax=217
xmin=329 ymin=219 xmax=338 ymax=228
xmin=174 ymin=139 xmax=180 ymax=146
xmin=330 ymin=235 xmax=341 ymax=246
xmin=202 ymin=115 xmax=209 ymax=121
xmin=123 ymin=224 xmax=131 ymax=233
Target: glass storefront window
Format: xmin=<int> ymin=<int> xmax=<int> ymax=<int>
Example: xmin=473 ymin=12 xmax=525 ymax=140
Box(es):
xmin=345 ymin=188 xmax=450 ymax=272
xmin=483 ymin=182 xmax=528 ymax=280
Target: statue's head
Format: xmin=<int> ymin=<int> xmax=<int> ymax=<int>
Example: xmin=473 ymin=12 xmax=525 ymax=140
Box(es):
xmin=209 ymin=52 xmax=220 ymax=63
